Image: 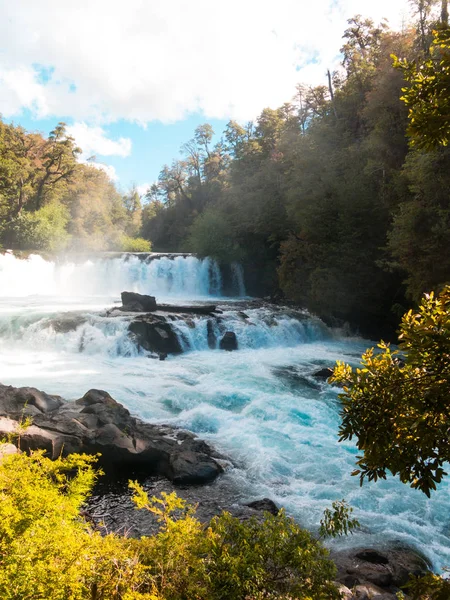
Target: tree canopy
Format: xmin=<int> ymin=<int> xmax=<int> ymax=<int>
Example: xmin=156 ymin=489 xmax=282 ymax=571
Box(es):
xmin=0 ymin=121 xmax=151 ymax=253
xmin=332 ymin=286 xmax=450 ymax=497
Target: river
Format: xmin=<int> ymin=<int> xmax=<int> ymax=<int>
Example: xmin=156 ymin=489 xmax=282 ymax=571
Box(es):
xmin=0 ymin=251 xmax=449 ymax=571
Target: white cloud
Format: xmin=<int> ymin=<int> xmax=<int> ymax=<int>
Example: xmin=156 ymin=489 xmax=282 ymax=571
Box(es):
xmin=66 ymin=122 xmax=131 ymax=158
xmin=0 ymin=0 xmax=411 ymax=124
xmin=86 ymin=162 xmax=119 ymax=182
xmin=136 ymin=183 xmax=151 ymax=197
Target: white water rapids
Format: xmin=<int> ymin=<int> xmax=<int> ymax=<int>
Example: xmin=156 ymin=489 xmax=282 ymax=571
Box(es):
xmin=0 ymin=252 xmax=449 ymax=571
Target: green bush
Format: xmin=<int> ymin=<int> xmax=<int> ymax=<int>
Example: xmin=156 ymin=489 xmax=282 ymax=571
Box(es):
xmin=119 ymin=235 xmax=152 ymax=252
xmin=332 ymin=285 xmax=450 ymax=497
xmin=11 ymin=202 xmax=70 ymax=252
xmin=0 ymin=450 xmax=341 ymax=600
xmin=0 ymin=450 xmax=145 ymax=600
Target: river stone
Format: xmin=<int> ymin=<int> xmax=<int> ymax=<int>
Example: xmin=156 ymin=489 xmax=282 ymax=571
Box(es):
xmin=0 ymin=442 xmax=18 ymax=460
xmin=312 ymin=367 xmax=333 ymax=380
xmin=0 ymin=384 xmax=224 ymax=485
xmin=245 ymin=498 xmax=279 ymax=515
xmin=219 ymin=331 xmax=238 ymax=351
xmin=49 ymin=314 xmax=88 ymax=333
xmin=129 ymin=319 xmax=182 ymax=355
xmin=331 ymin=546 xmax=429 ymax=589
xmin=352 ymin=583 xmax=397 ymax=599
xmin=206 ymin=319 xmax=216 ymax=349
xmin=121 ymin=291 xmax=157 ymax=312
xmin=334 ymin=584 xmax=353 ymax=600
xmin=0 ymin=384 xmax=64 ymax=417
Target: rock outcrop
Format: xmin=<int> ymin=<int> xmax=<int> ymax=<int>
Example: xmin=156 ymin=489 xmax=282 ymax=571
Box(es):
xmin=245 ymin=498 xmax=279 ymax=515
xmin=0 ymin=383 xmax=224 ymax=485
xmin=121 ymin=291 xmax=157 ymax=312
xmin=129 ymin=317 xmax=183 ymax=355
xmin=331 ymin=546 xmax=429 ymax=593
xmin=219 ymin=331 xmax=238 ymax=351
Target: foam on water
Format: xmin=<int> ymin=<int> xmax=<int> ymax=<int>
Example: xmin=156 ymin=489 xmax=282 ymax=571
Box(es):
xmin=172 ymin=308 xmax=328 ymax=351
xmin=0 ymin=252 xmax=449 ymax=571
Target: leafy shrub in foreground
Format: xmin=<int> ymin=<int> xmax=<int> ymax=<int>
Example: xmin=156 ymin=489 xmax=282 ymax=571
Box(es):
xmin=0 ymin=450 xmax=340 ymax=599
xmin=130 ymin=483 xmax=340 ymax=600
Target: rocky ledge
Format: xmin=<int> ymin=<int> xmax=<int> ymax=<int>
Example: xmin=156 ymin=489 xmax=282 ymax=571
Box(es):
xmin=332 ymin=546 xmax=429 ymax=599
xmin=0 ymin=383 xmax=225 ymax=485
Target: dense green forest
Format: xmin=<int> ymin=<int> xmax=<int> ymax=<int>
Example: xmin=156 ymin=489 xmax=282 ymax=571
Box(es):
xmin=0 ymin=122 xmax=150 ymax=253
xmin=141 ymin=6 xmax=450 ymax=337
xmin=2 ymin=3 xmax=450 ymax=337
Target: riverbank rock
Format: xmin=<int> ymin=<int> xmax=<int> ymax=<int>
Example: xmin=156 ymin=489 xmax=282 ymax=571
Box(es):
xmin=121 ymin=291 xmax=157 ymax=312
xmin=219 ymin=331 xmax=238 ymax=351
xmin=245 ymin=498 xmax=279 ymax=515
xmin=0 ymin=383 xmax=224 ymax=485
xmin=331 ymin=546 xmax=429 ymax=591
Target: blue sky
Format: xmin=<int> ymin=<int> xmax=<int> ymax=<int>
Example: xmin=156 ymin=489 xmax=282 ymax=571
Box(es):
xmin=0 ymin=0 xmax=409 ymax=195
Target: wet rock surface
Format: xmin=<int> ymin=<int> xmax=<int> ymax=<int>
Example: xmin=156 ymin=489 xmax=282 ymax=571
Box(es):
xmin=245 ymin=497 xmax=279 ymax=515
xmin=331 ymin=545 xmax=429 ymax=594
xmin=86 ymin=473 xmax=270 ymax=537
xmin=219 ymin=331 xmax=238 ymax=351
xmin=129 ymin=318 xmax=183 ymax=355
xmin=0 ymin=383 xmax=224 ymax=485
xmin=121 ymin=291 xmax=157 ymax=312
xmin=312 ymin=367 xmax=334 ymax=380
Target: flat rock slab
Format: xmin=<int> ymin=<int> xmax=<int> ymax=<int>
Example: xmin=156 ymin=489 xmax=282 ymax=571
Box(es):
xmin=156 ymin=304 xmax=217 ymax=315
xmin=0 ymin=383 xmax=224 ymax=485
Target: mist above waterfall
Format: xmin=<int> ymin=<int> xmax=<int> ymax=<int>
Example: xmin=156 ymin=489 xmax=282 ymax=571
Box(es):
xmin=0 ymin=252 xmax=231 ymax=300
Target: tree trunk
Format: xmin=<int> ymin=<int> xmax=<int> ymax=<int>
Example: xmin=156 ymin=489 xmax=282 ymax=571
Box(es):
xmin=327 ymin=70 xmax=338 ymax=120
xmin=442 ymin=0 xmax=448 ymax=27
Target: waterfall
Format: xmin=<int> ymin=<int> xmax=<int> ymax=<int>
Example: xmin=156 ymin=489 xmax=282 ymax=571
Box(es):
xmin=0 ymin=252 xmax=237 ymax=299
xmin=170 ymin=309 xmax=328 ymax=352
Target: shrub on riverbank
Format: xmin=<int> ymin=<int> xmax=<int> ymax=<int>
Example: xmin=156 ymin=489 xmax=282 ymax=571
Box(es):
xmin=0 ymin=450 xmax=340 ymax=600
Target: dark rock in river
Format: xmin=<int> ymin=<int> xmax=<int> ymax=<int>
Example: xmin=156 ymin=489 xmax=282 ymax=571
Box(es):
xmin=331 ymin=546 xmax=429 ymax=590
xmin=157 ymin=303 xmax=217 ymax=315
xmin=49 ymin=313 xmax=88 ymax=333
xmin=121 ymin=291 xmax=157 ymax=312
xmin=206 ymin=319 xmax=216 ymax=349
xmin=312 ymin=367 xmax=334 ymax=381
xmin=219 ymin=331 xmax=238 ymax=351
xmin=0 ymin=384 xmax=224 ymax=485
xmin=245 ymin=498 xmax=279 ymax=515
xmin=129 ymin=318 xmax=182 ymax=355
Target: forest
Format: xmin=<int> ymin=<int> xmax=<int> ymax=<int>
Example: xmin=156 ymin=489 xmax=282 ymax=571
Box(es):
xmin=1 ymin=2 xmax=450 ymax=339
xmin=2 ymin=2 xmax=450 ymax=598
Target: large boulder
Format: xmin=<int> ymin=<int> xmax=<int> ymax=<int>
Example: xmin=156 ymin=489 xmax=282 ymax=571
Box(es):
xmin=245 ymin=498 xmax=279 ymax=515
xmin=312 ymin=367 xmax=333 ymax=381
xmin=219 ymin=331 xmax=238 ymax=351
xmin=129 ymin=319 xmax=182 ymax=355
xmin=0 ymin=384 xmax=224 ymax=485
xmin=0 ymin=384 xmax=63 ymax=418
xmin=121 ymin=291 xmax=157 ymax=312
xmin=331 ymin=546 xmax=429 ymax=590
xmin=206 ymin=319 xmax=216 ymax=349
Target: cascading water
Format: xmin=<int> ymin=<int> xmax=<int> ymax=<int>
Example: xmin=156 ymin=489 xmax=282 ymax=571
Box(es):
xmin=1 ymin=251 xmax=450 ymax=572
xmin=0 ymin=252 xmax=225 ymax=300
